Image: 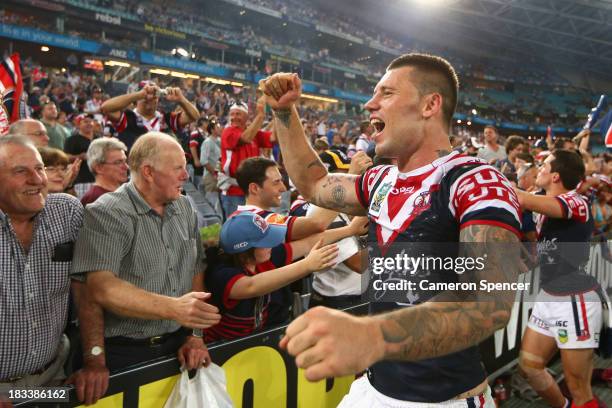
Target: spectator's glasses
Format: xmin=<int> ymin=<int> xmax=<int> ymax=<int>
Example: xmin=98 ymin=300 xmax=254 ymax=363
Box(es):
xmin=27 ymin=130 xmax=48 ymax=137
xmin=45 ymin=166 xmax=68 ymax=174
xmin=102 ymin=159 xmax=128 ymax=166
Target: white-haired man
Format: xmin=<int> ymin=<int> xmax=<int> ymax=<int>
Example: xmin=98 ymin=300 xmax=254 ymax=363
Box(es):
xmin=72 ymin=132 xmax=221 ymax=372
xmin=219 ymin=98 xmax=275 ymax=218
xmin=81 ymin=138 xmax=129 ymax=206
xmin=0 ymin=136 xmax=108 ymax=406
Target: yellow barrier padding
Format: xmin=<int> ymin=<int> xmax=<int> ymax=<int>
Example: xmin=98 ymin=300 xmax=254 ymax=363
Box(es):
xmin=297 ymin=369 xmax=354 ymax=408
xmin=138 ymin=374 xmax=180 ymax=407
xmin=223 ymin=346 xmax=287 ymax=408
xmin=78 ymin=392 xmax=123 ymax=408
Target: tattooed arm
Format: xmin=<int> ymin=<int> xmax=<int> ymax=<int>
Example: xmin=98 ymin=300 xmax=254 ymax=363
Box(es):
xmin=260 ymin=73 xmax=366 ymax=215
xmin=376 ymin=224 xmax=519 ymax=361
xmin=280 ymin=224 xmax=520 ymax=381
xmin=380 ymin=224 xmax=519 ymax=358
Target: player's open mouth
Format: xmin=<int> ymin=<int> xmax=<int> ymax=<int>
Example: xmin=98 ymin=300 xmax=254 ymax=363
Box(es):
xmin=371 ymin=118 xmax=385 ymax=133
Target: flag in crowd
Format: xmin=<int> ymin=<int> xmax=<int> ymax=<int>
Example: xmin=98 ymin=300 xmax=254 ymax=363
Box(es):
xmin=600 ymin=109 xmax=612 ymax=149
xmin=0 ymin=52 xmax=25 ymax=129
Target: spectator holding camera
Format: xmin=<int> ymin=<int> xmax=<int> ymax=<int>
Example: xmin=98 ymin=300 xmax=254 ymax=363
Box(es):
xmin=101 ymin=80 xmax=199 ymax=150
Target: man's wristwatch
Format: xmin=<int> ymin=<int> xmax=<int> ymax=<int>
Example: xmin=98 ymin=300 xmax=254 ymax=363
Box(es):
xmin=192 ymin=329 xmax=203 ymax=338
xmin=88 ymin=345 xmax=104 ymax=358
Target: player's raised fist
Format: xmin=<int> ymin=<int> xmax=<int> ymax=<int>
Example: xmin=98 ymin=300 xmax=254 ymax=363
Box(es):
xmin=259 ymin=73 xmax=302 ymax=110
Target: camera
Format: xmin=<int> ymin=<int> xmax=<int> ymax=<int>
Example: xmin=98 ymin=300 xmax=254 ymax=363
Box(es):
xmin=157 ymin=87 xmax=169 ymax=98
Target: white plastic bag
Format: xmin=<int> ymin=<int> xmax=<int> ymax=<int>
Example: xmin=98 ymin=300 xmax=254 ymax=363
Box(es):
xmin=164 ymin=364 xmax=234 ymax=408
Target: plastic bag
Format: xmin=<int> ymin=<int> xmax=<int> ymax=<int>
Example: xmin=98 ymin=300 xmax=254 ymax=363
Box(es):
xmin=164 ymin=364 xmax=234 ymax=408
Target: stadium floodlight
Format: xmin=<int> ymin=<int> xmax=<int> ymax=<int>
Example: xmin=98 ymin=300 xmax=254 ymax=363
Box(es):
xmin=175 ymin=48 xmax=189 ymax=58
xmin=413 ymin=0 xmax=447 ymax=6
xmin=205 ymin=77 xmax=232 ymax=85
xmin=104 ymin=60 xmax=131 ymax=67
xmin=150 ymin=68 xmax=171 ymax=75
xmin=301 ymin=93 xmax=339 ymax=103
xmin=41 ymin=46 xmax=50 ymax=52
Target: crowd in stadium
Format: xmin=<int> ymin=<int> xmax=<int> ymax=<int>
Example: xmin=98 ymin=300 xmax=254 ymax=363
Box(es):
xmin=0 ymin=1 xmax=593 ymax=129
xmin=1 ymin=49 xmax=611 ymax=406
xmin=2 ymin=0 xmax=612 ymax=406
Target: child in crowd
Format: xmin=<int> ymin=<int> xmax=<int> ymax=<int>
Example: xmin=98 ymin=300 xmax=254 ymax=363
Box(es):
xmin=205 ymin=211 xmax=367 ymax=342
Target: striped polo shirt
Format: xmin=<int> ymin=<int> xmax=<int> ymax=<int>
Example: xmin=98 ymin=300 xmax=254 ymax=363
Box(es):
xmin=71 ymin=181 xmax=204 ymax=339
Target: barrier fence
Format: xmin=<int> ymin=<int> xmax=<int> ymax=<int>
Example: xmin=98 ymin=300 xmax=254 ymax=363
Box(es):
xmin=16 ymin=241 xmax=611 ymax=407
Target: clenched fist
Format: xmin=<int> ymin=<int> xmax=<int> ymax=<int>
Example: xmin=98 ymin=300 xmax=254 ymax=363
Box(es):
xmin=259 ymin=73 xmax=302 ymax=110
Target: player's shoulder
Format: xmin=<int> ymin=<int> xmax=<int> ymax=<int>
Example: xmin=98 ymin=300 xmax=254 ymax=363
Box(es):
xmin=441 ymin=155 xmax=506 ymax=187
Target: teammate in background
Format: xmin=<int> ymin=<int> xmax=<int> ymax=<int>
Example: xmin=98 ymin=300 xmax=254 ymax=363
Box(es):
xmin=515 ymin=150 xmax=605 ymax=408
xmin=260 ymin=53 xmax=521 ymax=406
xmin=101 ymin=81 xmax=199 ymax=150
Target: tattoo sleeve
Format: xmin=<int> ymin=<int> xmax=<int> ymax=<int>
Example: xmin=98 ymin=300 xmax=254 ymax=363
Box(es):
xmin=377 ymin=225 xmax=520 ymax=361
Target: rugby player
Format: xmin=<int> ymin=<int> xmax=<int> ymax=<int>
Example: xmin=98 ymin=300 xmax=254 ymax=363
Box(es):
xmin=260 ymin=53 xmax=522 ymax=407
xmin=515 ymin=150 xmax=605 ymax=408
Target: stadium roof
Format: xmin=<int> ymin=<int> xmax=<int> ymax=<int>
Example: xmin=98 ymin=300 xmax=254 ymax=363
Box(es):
xmin=312 ymin=0 xmax=612 ymax=80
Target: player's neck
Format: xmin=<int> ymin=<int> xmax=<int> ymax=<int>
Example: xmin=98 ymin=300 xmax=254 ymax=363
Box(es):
xmin=396 ymin=141 xmax=452 ymax=173
xmin=546 ymin=183 xmax=569 ymax=197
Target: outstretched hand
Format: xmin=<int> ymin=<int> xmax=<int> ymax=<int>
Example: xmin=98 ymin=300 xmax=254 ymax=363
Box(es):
xmin=303 ymin=239 xmax=338 ymax=272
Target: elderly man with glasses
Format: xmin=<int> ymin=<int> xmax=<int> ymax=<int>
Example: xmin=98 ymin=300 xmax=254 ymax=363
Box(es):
xmin=81 ymin=138 xmax=129 ymax=206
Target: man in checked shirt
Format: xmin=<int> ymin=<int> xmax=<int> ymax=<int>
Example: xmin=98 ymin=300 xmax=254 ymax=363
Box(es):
xmin=0 ymin=136 xmax=108 ymax=406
